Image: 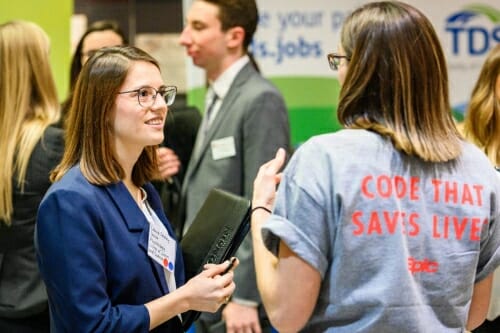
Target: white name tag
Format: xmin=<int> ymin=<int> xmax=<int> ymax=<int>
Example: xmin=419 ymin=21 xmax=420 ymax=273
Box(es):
xmin=211 ymin=136 xmax=236 ymax=160
xmin=148 ymin=221 xmax=176 ymax=272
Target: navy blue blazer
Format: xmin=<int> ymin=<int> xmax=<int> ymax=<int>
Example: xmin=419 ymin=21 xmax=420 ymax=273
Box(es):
xmin=35 ymin=166 xmax=185 ymax=332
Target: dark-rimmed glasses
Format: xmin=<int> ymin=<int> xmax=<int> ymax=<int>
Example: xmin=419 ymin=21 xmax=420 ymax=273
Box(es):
xmin=327 ymin=53 xmax=350 ymax=71
xmin=118 ymin=85 xmax=177 ymax=107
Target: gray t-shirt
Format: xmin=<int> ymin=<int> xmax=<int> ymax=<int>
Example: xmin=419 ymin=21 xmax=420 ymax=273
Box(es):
xmin=262 ymin=129 xmax=500 ymax=332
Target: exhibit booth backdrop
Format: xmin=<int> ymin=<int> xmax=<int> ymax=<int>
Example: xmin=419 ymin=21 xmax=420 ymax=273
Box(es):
xmin=183 ymin=0 xmax=500 ymax=147
xmin=0 ymin=0 xmax=72 ymax=101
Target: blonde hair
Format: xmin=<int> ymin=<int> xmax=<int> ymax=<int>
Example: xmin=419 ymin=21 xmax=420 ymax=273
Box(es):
xmin=338 ymin=1 xmax=462 ymax=162
xmin=0 ymin=21 xmax=60 ymax=225
xmin=463 ymin=44 xmax=500 ymax=166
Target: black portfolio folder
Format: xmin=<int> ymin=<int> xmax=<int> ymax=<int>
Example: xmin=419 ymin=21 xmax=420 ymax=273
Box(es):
xmin=180 ymin=188 xmax=251 ymax=331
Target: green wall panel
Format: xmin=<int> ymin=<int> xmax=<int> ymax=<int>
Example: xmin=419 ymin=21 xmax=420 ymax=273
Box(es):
xmin=0 ymin=0 xmax=72 ymax=101
xmin=271 ymin=77 xmax=341 ymax=147
xmin=187 ymin=76 xmax=343 ymax=147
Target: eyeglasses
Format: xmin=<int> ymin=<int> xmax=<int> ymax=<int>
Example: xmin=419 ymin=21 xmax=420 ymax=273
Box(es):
xmin=118 ymin=86 xmax=177 ymax=108
xmin=327 ymin=53 xmax=350 ymax=71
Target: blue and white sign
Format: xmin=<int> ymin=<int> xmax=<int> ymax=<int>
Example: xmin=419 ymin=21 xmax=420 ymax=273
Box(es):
xmin=183 ymin=0 xmax=500 ymax=145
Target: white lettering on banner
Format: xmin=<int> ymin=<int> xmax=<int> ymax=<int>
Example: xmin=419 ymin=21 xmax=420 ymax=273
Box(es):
xmin=441 ymin=2 xmax=500 ymax=111
xmin=250 ymin=0 xmax=500 ymax=110
xmin=251 ymin=7 xmax=348 ymax=72
xmin=277 ymin=11 xmax=323 ymax=31
xmin=183 ymin=0 xmax=500 ymax=138
xmin=252 ymin=36 xmax=322 ymax=65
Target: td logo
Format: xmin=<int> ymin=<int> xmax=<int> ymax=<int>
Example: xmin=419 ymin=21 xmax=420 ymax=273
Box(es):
xmin=446 ymin=4 xmax=500 ymax=56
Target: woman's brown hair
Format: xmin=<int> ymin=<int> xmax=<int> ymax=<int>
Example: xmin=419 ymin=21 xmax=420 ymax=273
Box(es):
xmin=51 ymin=46 xmax=159 ymax=187
xmin=338 ymin=1 xmax=462 ymax=162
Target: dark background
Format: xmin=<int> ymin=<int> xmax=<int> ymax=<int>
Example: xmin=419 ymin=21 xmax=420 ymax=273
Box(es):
xmin=74 ymin=0 xmax=183 ymax=45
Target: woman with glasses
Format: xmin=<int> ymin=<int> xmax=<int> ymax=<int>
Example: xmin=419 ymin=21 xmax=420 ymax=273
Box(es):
xmin=35 ymin=46 xmax=236 ymax=332
xmin=60 ymin=20 xmax=127 ymax=125
xmin=0 ymin=20 xmax=63 ymax=333
xmin=250 ymin=2 xmax=500 ymax=332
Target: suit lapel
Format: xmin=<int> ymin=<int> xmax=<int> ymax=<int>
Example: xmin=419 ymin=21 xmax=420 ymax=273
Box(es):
xmin=104 ymin=182 xmax=168 ymax=294
xmin=182 ymin=63 xmax=256 ymax=191
xmin=105 ymin=182 xmax=144 ymax=230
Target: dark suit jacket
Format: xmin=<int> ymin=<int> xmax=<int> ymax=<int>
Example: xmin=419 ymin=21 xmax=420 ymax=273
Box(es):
xmin=181 ymin=62 xmax=291 ymax=313
xmin=0 ymin=126 xmax=63 ymax=318
xmin=163 ymin=105 xmax=202 ymax=182
xmin=36 ymin=166 xmax=185 ymax=332
xmin=153 ymin=105 xmax=202 ymax=228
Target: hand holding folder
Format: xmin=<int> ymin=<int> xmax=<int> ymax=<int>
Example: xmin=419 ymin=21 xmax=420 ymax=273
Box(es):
xmin=180 ymin=188 xmax=251 ymax=331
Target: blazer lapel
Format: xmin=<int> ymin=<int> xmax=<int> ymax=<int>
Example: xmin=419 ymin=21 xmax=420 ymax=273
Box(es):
xmin=104 ymin=182 xmax=168 ymax=294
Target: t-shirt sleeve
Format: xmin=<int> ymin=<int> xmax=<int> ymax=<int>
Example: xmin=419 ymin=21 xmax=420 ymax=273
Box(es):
xmin=261 ymin=140 xmax=332 ymax=279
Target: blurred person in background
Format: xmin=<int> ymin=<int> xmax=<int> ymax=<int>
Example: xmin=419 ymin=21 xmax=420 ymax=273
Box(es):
xmin=462 ymin=43 xmax=500 ymax=333
xmin=179 ymin=0 xmax=291 ymax=331
xmin=0 ymin=20 xmax=64 ymax=333
xmin=61 ymin=20 xmax=127 ymax=123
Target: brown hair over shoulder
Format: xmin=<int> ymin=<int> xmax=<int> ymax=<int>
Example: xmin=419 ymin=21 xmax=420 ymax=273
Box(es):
xmin=338 ymin=1 xmax=462 ymax=162
xmin=51 ymin=46 xmax=159 ymax=187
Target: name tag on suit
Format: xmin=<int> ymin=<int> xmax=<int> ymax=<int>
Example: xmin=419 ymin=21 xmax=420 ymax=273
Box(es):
xmin=211 ymin=136 xmax=236 ymax=160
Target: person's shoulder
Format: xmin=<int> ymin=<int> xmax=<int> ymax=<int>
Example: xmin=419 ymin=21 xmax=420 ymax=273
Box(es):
xmin=245 ymin=70 xmax=278 ymax=91
xmin=41 ymin=125 xmax=64 ymax=150
xmin=43 ymin=167 xmax=108 ymax=215
xmin=293 ymin=132 xmax=344 ymax=158
xmin=292 ymin=130 xmax=385 ymax=166
xmin=49 ymin=166 xmax=90 ymax=193
xmin=461 ymin=139 xmax=488 ymax=156
xmin=239 ymin=74 xmax=285 ymax=107
xmin=236 ymin=63 xmax=276 ymax=89
xmin=44 ymin=124 xmax=64 ymax=139
xmin=459 ymin=140 xmax=493 ymax=164
xmin=308 ymin=129 xmax=379 ymax=147
xmin=460 ymin=140 xmax=499 ymax=173
xmin=29 ymin=125 xmax=64 ymax=168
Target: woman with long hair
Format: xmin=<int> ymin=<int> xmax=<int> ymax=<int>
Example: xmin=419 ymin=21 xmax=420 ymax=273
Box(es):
xmin=36 ymin=46 xmax=236 ymax=332
xmin=251 ymin=2 xmax=500 ymax=332
xmin=0 ymin=20 xmax=63 ymax=332
xmin=463 ymin=43 xmax=500 ymax=333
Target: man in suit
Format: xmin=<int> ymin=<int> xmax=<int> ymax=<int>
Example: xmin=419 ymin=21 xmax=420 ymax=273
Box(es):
xmin=179 ymin=0 xmax=291 ymax=332
xmin=154 ymin=104 xmax=202 ymax=227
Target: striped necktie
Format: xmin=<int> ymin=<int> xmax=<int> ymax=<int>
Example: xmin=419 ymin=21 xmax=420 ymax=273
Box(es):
xmin=190 ymin=92 xmax=219 ymax=160
xmin=203 ymin=92 xmax=218 ymax=136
